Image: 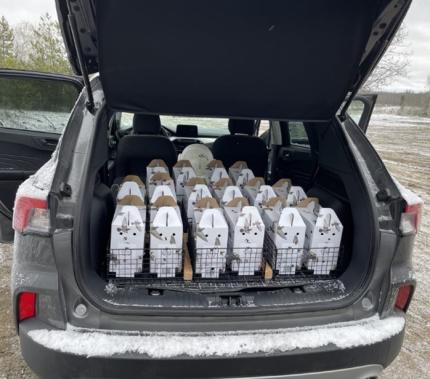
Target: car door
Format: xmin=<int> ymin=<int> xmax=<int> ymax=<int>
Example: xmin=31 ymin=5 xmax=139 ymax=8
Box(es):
xmin=0 ymin=70 xmax=83 ymax=241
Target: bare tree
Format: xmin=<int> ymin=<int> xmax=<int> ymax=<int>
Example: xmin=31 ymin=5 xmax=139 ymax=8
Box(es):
xmin=362 ymin=26 xmax=410 ymax=91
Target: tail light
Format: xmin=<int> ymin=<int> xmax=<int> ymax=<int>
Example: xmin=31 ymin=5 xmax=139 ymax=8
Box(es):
xmin=18 ymin=292 xmax=37 ymax=322
xmin=395 ymin=285 xmax=414 ymax=312
xmin=400 ymin=200 xmax=423 ymax=235
xmin=13 ymin=196 xmax=49 ymax=234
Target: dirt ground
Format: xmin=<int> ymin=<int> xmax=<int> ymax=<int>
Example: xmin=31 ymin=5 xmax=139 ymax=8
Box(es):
xmin=0 ymin=112 xmax=429 ymax=378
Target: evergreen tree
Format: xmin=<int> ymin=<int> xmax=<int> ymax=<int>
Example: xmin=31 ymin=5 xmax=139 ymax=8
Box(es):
xmin=27 ymin=13 xmax=72 ymax=74
xmin=0 ymin=15 xmax=16 ymax=68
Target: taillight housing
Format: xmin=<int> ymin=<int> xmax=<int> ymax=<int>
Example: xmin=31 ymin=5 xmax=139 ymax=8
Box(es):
xmin=400 ymin=200 xmax=423 ymax=235
xmin=13 ymin=196 xmax=49 ymax=234
xmin=18 ymin=292 xmax=37 ymax=322
xmin=394 ymin=285 xmax=414 ymax=312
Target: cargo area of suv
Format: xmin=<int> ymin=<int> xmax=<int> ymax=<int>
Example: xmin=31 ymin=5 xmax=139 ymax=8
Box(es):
xmin=70 ymin=113 xmax=379 ymax=312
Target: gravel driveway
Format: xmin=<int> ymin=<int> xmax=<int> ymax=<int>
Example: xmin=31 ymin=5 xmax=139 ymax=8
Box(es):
xmin=0 ymin=112 xmax=429 ymax=378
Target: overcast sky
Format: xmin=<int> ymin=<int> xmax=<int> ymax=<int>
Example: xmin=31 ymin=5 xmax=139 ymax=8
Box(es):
xmin=1 ymin=0 xmax=429 ymax=92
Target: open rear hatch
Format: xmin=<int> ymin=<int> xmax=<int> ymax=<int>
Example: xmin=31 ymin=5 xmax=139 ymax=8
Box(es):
xmin=57 ymin=0 xmax=411 ymax=120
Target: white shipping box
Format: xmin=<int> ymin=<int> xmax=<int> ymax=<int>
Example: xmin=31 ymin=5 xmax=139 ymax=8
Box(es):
xmin=117 ymin=181 xmax=145 ymax=203
xmin=205 ymin=160 xmax=225 ymax=179
xmin=220 ymin=186 xmax=243 ymax=207
xmin=211 ymin=177 xmax=234 ymax=202
xmin=149 ymin=186 xmax=180 ymax=223
xmin=253 ymin=185 xmax=277 ymax=213
xmin=186 ymin=184 xmax=213 ymax=220
xmin=228 ymin=161 xmax=248 ymax=183
xmin=243 ymin=177 xmax=265 ymax=205
xmin=147 ymin=172 xmax=176 ymax=199
xmin=193 ymin=206 xmax=228 ymax=278
xmin=271 ymin=178 xmax=307 ymax=206
xmin=109 ymin=205 xmax=145 ymax=278
xmin=173 ymin=160 xmax=193 ymax=180
xmin=146 ymin=159 xmax=168 ymax=187
xmin=209 ymin=167 xmax=230 ymax=186
xmin=150 ymin=206 xmax=183 ymax=278
xmin=235 ymin=168 xmax=255 ymax=189
xmin=297 ymin=199 xmax=343 ymax=275
xmin=272 ymin=178 xmax=292 ymax=199
xmin=263 ymin=201 xmax=306 ymax=275
xmin=224 ymin=201 xmax=265 ymax=276
xmin=174 ymin=167 xmax=196 ymax=201
xmin=183 ymin=177 xmax=207 ymax=214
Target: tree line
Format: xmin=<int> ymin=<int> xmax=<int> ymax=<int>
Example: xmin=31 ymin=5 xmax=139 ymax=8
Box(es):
xmin=0 ymin=14 xmax=72 ymax=74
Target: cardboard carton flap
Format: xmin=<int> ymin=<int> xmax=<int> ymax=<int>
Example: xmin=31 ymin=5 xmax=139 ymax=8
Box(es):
xmin=148 ymin=159 xmax=168 ymax=168
xmin=149 ymin=172 xmax=172 ymax=182
xmin=207 ymin=160 xmax=224 ymax=169
xmin=185 ymin=177 xmax=207 ymax=187
xmin=273 ymin=178 xmax=292 ymax=188
xmin=153 ymin=195 xmax=178 ymax=208
xmin=196 ymin=197 xmax=220 ymax=209
xmin=246 ymin=177 xmax=265 ymax=188
xmin=118 ymin=195 xmax=145 ymax=206
xmin=174 ymin=160 xmax=193 ymax=168
xmin=230 ymin=161 xmax=248 ymax=170
xmin=123 ymin=175 xmax=145 ymax=187
xmin=213 ymin=177 xmax=233 ymax=189
xmin=225 ymin=197 xmax=249 ymax=208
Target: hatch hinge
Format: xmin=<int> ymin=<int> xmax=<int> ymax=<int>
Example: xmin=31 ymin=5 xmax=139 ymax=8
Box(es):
xmin=59 ymin=182 xmax=72 ymax=198
xmin=66 ymin=0 xmax=95 ymax=113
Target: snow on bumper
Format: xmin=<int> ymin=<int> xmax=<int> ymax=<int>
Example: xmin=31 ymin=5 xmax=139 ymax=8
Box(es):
xmin=27 ymin=315 xmax=405 ymax=359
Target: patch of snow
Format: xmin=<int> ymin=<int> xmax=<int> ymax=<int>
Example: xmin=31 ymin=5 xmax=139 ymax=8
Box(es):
xmin=392 ymin=177 xmax=424 ymax=206
xmin=15 ymin=150 xmax=59 ymax=201
xmin=28 ymin=314 xmax=405 ymax=358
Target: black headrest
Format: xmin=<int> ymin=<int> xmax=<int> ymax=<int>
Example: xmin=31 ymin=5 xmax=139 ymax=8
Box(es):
xmin=176 ymin=124 xmax=198 ymax=137
xmin=133 ymin=114 xmax=161 ymax=135
xmin=228 ymin=119 xmax=255 ymax=135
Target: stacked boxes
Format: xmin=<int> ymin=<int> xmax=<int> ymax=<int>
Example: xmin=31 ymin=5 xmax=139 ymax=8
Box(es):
xmin=109 ymin=201 xmax=145 ymax=278
xmin=262 ymin=197 xmax=306 ymax=275
xmin=191 ymin=198 xmax=228 ymax=278
xmin=109 ymin=159 xmax=343 ymax=280
xmin=297 ymin=198 xmax=343 ymax=275
xmin=150 ymin=205 xmax=183 ymax=278
xmin=173 ymin=160 xmax=196 ymax=202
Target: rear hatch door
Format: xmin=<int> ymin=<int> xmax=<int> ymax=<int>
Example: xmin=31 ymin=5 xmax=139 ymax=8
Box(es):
xmin=56 ymin=0 xmax=410 ymax=120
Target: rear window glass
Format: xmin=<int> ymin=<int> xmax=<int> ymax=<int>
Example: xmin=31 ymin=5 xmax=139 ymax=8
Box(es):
xmin=289 ymin=122 xmax=309 ymax=146
xmin=0 ymin=76 xmax=79 ymax=134
xmin=119 ymin=113 xmax=230 ymax=137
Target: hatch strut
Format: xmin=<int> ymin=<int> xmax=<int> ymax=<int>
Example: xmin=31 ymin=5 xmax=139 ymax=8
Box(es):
xmin=66 ymin=0 xmax=95 ymax=112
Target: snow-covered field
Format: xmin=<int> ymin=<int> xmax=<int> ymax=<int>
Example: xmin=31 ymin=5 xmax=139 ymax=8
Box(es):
xmin=0 ymin=111 xmax=429 ymax=377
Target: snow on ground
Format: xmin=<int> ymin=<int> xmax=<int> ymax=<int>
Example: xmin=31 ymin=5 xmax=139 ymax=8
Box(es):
xmin=28 ymin=315 xmax=404 ymax=359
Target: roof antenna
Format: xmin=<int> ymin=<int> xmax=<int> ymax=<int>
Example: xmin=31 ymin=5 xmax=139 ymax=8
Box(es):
xmin=66 ymin=0 xmax=95 ymax=113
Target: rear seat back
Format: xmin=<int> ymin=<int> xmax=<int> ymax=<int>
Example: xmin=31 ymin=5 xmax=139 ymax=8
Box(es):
xmin=115 ymin=114 xmax=177 ymax=178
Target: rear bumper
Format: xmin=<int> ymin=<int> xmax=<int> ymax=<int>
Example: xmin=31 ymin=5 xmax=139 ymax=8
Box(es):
xmin=20 ymin=318 xmax=404 ymax=379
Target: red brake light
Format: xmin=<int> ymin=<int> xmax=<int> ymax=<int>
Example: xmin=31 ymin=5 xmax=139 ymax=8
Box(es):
xmin=395 ymin=285 xmax=413 ymax=312
xmin=13 ymin=196 xmax=48 ymax=233
xmin=18 ymin=292 xmax=37 ymax=322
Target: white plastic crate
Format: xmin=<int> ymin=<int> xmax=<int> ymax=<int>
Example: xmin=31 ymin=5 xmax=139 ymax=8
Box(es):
xmin=263 ymin=201 xmax=306 ymax=274
xmin=211 ymin=177 xmax=234 ymax=202
xmin=228 ymin=161 xmax=248 ymax=183
xmin=150 ymin=206 xmax=183 ymax=278
xmin=220 ymin=186 xmax=243 ymax=207
xmin=243 ymin=177 xmax=265 ymax=205
xmin=109 ymin=205 xmax=145 ymax=278
xmin=298 ymin=199 xmax=343 ymax=275
xmin=193 ymin=207 xmax=228 ymax=278
xmin=186 ymin=184 xmax=213 ymax=220
xmin=224 ymin=202 xmax=265 ymax=276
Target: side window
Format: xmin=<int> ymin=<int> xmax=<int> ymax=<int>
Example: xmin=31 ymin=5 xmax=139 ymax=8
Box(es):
xmin=289 ymin=122 xmax=309 ymax=147
xmin=0 ymin=76 xmax=80 ymax=134
xmin=258 ymin=120 xmax=270 ymax=136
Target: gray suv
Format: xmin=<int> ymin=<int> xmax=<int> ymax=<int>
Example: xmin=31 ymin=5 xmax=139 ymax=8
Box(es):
xmin=0 ymin=0 xmax=422 ymax=378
